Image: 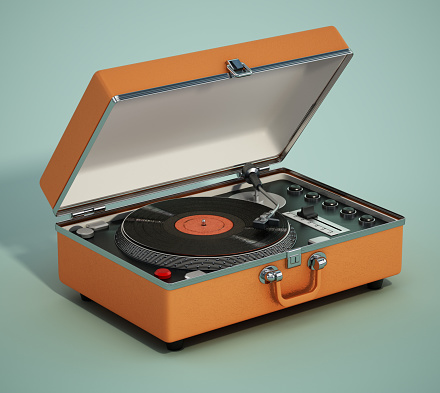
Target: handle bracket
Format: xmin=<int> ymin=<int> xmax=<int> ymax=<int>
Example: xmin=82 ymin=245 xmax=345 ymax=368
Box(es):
xmin=259 ymin=265 xmax=283 ymax=284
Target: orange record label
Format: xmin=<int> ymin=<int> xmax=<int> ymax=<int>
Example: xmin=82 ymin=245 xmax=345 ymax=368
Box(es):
xmin=174 ymin=215 xmax=233 ymax=236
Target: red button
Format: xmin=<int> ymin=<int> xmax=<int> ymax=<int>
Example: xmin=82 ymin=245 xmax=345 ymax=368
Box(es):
xmin=154 ymin=268 xmax=172 ymax=280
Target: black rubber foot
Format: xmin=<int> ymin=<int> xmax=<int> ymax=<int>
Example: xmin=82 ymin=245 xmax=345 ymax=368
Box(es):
xmin=367 ymin=279 xmax=384 ymax=290
xmin=80 ymin=293 xmax=92 ymax=302
xmin=166 ymin=340 xmax=184 ymax=351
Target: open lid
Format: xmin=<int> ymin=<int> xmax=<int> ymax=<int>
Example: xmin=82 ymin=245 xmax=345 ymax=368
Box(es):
xmin=40 ymin=27 xmax=352 ymax=216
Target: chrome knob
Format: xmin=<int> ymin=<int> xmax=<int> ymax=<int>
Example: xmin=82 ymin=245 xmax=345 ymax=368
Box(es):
xmin=308 ymin=252 xmax=327 ymax=270
xmin=259 ymin=266 xmax=283 ymax=284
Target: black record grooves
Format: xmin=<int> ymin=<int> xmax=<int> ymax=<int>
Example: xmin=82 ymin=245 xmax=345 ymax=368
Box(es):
xmin=119 ymin=197 xmax=289 ymax=257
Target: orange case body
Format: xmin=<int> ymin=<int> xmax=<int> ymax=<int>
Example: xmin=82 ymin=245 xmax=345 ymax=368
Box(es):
xmin=57 ymin=224 xmax=402 ymax=343
xmin=41 ymin=27 xmax=404 ymax=344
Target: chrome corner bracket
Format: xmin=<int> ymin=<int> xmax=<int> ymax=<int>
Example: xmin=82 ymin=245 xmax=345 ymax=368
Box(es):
xmin=226 ymin=59 xmax=253 ymax=78
xmin=259 ymin=265 xmax=283 ymax=284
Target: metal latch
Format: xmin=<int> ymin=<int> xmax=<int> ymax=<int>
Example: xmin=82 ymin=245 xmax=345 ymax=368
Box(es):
xmin=286 ymin=249 xmax=301 ymax=269
xmin=226 ymin=59 xmax=253 ymax=78
xmin=71 ymin=206 xmax=106 ymax=219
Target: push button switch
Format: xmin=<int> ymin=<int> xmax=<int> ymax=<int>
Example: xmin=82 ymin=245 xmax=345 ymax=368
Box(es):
xmin=154 ymin=268 xmax=172 ymax=280
xmin=359 ymin=214 xmax=375 ymax=228
xmin=304 ymin=192 xmax=320 ymax=203
xmin=287 ymin=184 xmax=303 ymax=196
xmin=340 ymin=206 xmax=357 ymax=219
xmin=322 ymin=199 xmax=338 ymax=210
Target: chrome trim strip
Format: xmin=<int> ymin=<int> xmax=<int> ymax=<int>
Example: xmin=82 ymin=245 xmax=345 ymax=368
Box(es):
xmin=254 ymin=49 xmax=351 ymax=73
xmin=116 ymin=74 xmax=230 ymax=101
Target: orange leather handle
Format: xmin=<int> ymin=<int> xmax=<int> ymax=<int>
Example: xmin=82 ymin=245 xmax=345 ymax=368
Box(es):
xmin=273 ymin=270 xmax=322 ymax=308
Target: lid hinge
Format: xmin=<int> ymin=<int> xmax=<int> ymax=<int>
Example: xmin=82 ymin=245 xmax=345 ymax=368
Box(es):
xmin=71 ymin=206 xmax=106 ymax=219
xmin=226 ymin=59 xmax=253 ymax=78
xmin=237 ymin=165 xmax=270 ymax=178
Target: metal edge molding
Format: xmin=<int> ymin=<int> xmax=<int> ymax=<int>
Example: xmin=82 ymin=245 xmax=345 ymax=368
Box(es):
xmin=116 ymin=74 xmax=229 ymax=101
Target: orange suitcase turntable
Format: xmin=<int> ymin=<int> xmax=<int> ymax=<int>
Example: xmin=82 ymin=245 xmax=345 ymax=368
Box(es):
xmin=40 ymin=26 xmax=405 ymax=351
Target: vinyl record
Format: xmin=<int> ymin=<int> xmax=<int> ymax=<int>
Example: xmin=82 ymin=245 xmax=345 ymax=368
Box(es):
xmin=119 ymin=197 xmax=289 ymax=257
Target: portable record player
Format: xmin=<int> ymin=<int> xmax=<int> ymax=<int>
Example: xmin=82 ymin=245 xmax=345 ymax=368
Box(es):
xmin=40 ymin=26 xmax=405 ymax=351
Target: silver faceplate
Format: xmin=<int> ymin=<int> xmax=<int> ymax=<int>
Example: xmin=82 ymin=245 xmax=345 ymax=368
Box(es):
xmin=284 ymin=210 xmax=350 ymax=236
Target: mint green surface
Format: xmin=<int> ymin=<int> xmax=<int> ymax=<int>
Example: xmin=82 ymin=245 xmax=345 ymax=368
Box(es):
xmin=1 ymin=1 xmax=439 ymax=392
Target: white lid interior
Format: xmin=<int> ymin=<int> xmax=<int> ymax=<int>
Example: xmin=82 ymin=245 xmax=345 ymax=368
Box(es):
xmin=59 ymin=52 xmax=350 ymax=212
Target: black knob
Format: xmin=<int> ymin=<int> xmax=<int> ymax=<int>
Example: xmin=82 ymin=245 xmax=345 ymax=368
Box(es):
xmin=69 ymin=225 xmax=83 ymax=233
xmin=287 ymin=184 xmax=303 ymax=196
xmin=359 ymin=214 xmax=375 ymax=228
xmin=304 ymin=192 xmax=320 ymax=203
xmin=340 ymin=206 xmax=357 ymax=219
xmin=322 ymin=199 xmax=338 ymax=210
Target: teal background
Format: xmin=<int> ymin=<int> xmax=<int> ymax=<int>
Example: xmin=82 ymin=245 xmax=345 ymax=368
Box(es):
xmin=1 ymin=1 xmax=439 ymax=392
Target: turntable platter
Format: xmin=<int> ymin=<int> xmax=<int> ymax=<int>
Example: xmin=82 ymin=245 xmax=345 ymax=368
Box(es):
xmin=115 ymin=197 xmax=297 ymax=271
